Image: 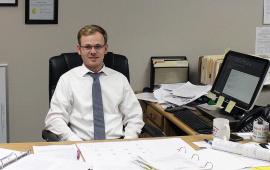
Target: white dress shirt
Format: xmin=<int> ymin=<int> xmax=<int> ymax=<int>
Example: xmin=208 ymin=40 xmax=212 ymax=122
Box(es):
xmin=45 ymin=64 xmax=144 ymax=141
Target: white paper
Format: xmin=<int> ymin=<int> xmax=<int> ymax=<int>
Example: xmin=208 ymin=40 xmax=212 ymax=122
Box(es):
xmin=160 ymin=83 xmax=185 ymax=91
xmin=33 ymin=144 xmax=78 ymax=160
xmin=29 ymin=0 xmax=55 ymax=20
xmin=172 ymin=82 xmax=211 ymax=98
xmin=212 ymin=138 xmax=270 ymax=162
xmin=153 ymin=87 xmax=170 ymax=103
xmin=256 ymin=27 xmax=270 ymax=55
xmin=197 ymin=148 xmax=269 ymax=170
xmin=0 ymin=0 xmax=16 ymax=3
xmin=135 ymin=92 xmax=158 ymax=102
xmin=0 ymin=148 xmax=28 ymax=167
xmin=77 ymin=138 xmax=209 ymax=170
xmin=4 ymin=154 xmax=91 ymax=170
xmin=193 ymin=141 xmax=212 ymax=149
xmin=264 ymin=0 xmax=270 ymax=24
xmin=164 ymin=82 xmax=211 ymax=106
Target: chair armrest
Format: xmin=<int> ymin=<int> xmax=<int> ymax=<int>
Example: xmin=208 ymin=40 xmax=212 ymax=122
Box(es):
xmin=42 ymin=129 xmax=61 ymax=142
xmin=141 ymin=124 xmax=165 ymax=137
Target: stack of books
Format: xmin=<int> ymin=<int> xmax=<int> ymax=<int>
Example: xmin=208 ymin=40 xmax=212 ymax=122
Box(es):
xmin=199 ymin=55 xmax=225 ymax=85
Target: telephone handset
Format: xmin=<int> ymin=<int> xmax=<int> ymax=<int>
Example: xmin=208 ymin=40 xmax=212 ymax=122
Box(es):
xmin=236 ymin=105 xmax=270 ymax=132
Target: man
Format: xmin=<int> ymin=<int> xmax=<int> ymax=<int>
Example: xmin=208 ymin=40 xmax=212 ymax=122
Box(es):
xmin=45 ymin=25 xmax=144 ymax=141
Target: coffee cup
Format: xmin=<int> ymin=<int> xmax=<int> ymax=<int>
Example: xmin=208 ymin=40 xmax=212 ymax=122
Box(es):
xmin=213 ymin=118 xmax=230 ymax=140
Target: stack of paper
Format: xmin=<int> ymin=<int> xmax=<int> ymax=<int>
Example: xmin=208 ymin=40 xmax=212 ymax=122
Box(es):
xmin=153 ymin=81 xmax=211 ymax=106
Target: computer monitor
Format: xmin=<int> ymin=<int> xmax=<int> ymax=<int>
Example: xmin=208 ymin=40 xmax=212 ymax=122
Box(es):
xmin=211 ymin=51 xmax=270 ymax=112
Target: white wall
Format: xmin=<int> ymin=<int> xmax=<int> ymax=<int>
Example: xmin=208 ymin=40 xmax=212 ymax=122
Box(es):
xmin=0 ymin=0 xmax=266 ymax=142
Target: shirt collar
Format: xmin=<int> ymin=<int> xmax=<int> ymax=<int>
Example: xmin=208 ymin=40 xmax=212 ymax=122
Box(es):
xmin=80 ymin=64 xmax=110 ymax=77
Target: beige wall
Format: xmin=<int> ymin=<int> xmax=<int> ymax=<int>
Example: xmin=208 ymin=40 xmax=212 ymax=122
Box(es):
xmin=0 ymin=0 xmax=267 ymax=142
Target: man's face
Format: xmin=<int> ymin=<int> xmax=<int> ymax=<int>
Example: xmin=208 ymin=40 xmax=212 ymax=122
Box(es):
xmin=77 ymin=32 xmax=108 ymax=72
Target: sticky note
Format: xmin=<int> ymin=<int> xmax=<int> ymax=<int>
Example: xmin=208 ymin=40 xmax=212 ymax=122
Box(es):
xmin=225 ymin=100 xmax=236 ymax=113
xmin=207 ymin=92 xmax=216 ymax=100
xmin=216 ymin=96 xmax=224 ymax=108
xmin=251 ymin=166 xmax=270 ymax=170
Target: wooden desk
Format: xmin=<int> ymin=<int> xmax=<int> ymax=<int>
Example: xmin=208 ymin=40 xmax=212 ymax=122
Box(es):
xmin=0 ymin=135 xmax=211 ymax=152
xmin=143 ymin=102 xmax=212 ymax=136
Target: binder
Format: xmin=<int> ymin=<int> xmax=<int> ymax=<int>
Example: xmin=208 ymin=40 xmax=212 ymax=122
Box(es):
xmin=0 ymin=148 xmax=30 ymax=169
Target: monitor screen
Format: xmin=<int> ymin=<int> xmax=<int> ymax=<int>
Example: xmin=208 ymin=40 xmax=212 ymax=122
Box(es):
xmin=211 ymin=51 xmax=270 ymax=111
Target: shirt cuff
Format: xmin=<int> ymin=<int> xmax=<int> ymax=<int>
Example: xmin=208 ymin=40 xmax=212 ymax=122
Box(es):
xmin=61 ymin=132 xmax=82 ymax=141
xmin=124 ymin=132 xmax=139 ymax=139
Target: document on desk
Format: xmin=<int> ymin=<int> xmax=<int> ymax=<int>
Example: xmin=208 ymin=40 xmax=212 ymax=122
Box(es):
xmin=3 ymin=154 xmax=91 ymax=170
xmin=135 ymin=92 xmax=158 ymax=102
xmin=197 ymin=148 xmax=270 ymax=170
xmin=77 ymin=138 xmax=212 ymax=170
xmin=171 ymin=82 xmax=211 ymax=98
xmin=32 ymin=144 xmax=78 ymax=160
xmin=194 ymin=138 xmax=270 ymax=170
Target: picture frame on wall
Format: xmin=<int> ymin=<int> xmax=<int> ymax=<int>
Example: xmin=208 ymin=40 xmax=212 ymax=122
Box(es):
xmin=25 ymin=0 xmax=58 ymax=24
xmin=0 ymin=0 xmax=18 ymax=6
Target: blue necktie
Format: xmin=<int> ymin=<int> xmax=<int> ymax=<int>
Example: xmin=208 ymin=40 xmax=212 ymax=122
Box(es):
xmin=90 ymin=73 xmax=106 ymax=140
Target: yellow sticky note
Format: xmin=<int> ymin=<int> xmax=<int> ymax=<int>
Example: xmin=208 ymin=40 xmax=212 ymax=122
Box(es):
xmin=207 ymin=92 xmax=217 ymax=100
xmin=216 ymin=96 xmax=224 ymax=108
xmin=225 ymin=100 xmax=236 ymax=113
xmin=251 ymin=166 xmax=270 ymax=170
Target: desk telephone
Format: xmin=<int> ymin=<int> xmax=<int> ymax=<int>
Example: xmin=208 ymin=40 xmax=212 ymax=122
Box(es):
xmin=236 ymin=105 xmax=270 ymax=132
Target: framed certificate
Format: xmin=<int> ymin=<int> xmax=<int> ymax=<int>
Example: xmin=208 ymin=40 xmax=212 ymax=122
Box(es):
xmin=25 ymin=0 xmax=58 ymax=24
xmin=0 ymin=0 xmax=17 ymax=6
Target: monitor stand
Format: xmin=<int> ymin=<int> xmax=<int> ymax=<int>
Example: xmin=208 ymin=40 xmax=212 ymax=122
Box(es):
xmin=196 ymin=104 xmax=241 ymax=130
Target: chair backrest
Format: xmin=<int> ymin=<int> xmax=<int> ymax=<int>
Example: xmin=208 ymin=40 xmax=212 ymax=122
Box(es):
xmin=49 ymin=52 xmax=130 ymax=101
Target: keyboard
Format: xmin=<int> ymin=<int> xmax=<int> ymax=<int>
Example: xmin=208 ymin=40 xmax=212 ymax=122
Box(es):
xmin=171 ymin=109 xmax=213 ymax=134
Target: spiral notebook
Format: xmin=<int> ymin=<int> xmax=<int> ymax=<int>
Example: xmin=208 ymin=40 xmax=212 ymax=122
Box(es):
xmin=0 ymin=148 xmax=30 ymax=169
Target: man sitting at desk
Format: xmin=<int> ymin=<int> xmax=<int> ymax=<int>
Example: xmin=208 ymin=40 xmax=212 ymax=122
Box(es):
xmin=44 ymin=25 xmax=144 ymax=141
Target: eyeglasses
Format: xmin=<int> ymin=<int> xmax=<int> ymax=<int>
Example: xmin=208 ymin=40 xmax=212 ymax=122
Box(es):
xmin=80 ymin=44 xmax=106 ymax=51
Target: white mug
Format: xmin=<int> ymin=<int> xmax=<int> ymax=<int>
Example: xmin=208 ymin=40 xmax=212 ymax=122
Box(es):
xmin=213 ymin=118 xmax=230 ymax=140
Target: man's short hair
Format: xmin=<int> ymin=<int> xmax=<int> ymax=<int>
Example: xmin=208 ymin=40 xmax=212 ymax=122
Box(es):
xmin=77 ymin=25 xmax=108 ymax=45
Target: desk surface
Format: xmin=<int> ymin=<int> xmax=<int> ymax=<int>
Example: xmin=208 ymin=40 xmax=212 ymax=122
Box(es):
xmin=0 ymin=135 xmax=211 ymax=152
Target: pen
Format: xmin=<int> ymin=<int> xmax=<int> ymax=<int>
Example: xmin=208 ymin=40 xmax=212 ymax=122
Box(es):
xmin=76 ymin=149 xmax=81 ymax=160
xmin=259 ymin=143 xmax=269 ymax=149
xmin=204 ymin=139 xmax=212 ymax=145
xmin=75 ymin=144 xmax=86 ymax=162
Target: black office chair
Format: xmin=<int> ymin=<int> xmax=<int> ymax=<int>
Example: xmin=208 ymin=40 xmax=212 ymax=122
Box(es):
xmin=42 ymin=52 xmax=164 ymax=141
